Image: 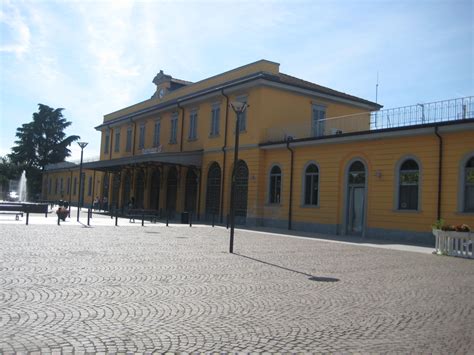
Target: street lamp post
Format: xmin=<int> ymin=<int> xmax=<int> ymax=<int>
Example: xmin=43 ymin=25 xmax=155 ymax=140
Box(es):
xmin=228 ymin=101 xmax=248 ymax=253
xmin=77 ymin=142 xmax=88 ymax=221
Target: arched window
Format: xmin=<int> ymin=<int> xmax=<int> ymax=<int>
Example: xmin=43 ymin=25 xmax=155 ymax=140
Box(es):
xmin=269 ymin=165 xmax=282 ymax=204
xmin=398 ymin=159 xmax=419 ymax=210
xmin=304 ymin=164 xmax=319 ymax=205
xmin=464 ymin=157 xmax=474 ymax=212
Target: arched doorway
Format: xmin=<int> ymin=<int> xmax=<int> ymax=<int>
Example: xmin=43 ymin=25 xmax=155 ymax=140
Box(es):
xmin=205 ymin=162 xmax=221 ymax=220
xmin=135 ymin=170 xmax=145 ymax=209
xmin=102 ymin=172 xmax=109 ymax=203
xmin=166 ymin=167 xmax=178 ymax=218
xmin=123 ymin=171 xmax=132 ymax=209
xmin=150 ymin=169 xmax=161 ymax=211
xmin=185 ymin=169 xmax=198 ymax=213
xmin=234 ymin=160 xmax=249 ymax=225
xmin=111 ymin=173 xmax=120 ymax=210
xmin=345 ymin=160 xmax=367 ymax=235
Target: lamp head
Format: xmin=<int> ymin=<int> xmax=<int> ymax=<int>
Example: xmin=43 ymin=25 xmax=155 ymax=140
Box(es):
xmin=230 ymin=101 xmax=248 ymax=114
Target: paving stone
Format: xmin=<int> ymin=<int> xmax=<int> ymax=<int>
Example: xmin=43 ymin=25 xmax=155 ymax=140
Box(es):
xmin=0 ymin=223 xmax=473 ymax=352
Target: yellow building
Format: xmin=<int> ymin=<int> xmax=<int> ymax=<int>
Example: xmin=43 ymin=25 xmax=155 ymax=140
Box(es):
xmin=43 ymin=60 xmax=474 ymax=244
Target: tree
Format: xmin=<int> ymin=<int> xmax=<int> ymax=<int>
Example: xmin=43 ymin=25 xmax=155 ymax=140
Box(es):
xmin=9 ymin=104 xmax=80 ymax=199
xmin=0 ymin=156 xmax=21 ymax=200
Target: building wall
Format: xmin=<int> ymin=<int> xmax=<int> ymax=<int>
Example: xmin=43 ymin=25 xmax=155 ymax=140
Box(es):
xmin=257 ymin=128 xmax=474 ymax=243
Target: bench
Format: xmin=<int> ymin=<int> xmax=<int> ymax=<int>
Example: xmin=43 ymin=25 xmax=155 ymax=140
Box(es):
xmin=0 ymin=205 xmax=24 ymax=220
xmin=127 ymin=209 xmax=160 ymax=224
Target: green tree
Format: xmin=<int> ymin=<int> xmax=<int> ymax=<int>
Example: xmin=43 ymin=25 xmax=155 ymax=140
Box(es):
xmin=0 ymin=156 xmax=21 ymax=200
xmin=9 ymin=104 xmax=80 ymax=199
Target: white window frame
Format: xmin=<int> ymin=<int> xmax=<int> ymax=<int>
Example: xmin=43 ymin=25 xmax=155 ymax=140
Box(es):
xmin=126 ymin=126 xmax=133 ymax=152
xmin=210 ymin=104 xmax=220 ymax=136
xmin=153 ymin=119 xmax=161 ymax=147
xmin=138 ymin=123 xmax=146 ymax=149
xmin=114 ymin=130 xmax=121 ymax=152
xmin=302 ymin=161 xmax=320 ymax=207
xmin=268 ymin=164 xmax=282 ymax=204
xmin=170 ymin=113 xmax=178 ymax=144
xmin=189 ymin=110 xmax=198 ymax=140
xmin=311 ymin=103 xmax=326 ymax=137
xmin=394 ymin=155 xmax=422 ymax=212
xmin=104 ymin=130 xmax=110 ymax=154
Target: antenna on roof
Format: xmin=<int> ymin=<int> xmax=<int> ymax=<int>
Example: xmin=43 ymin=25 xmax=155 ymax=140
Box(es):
xmin=375 ymin=71 xmax=379 ymax=103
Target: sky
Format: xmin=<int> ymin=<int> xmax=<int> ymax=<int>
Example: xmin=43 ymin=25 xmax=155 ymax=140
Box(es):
xmin=0 ymin=0 xmax=473 ymax=162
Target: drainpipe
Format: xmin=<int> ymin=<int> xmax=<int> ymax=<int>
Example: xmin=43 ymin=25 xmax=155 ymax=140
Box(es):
xmin=286 ymin=137 xmax=294 ymax=230
xmin=220 ymin=90 xmax=230 ymax=222
xmin=177 ymin=102 xmax=185 ymax=152
xmin=434 ymin=126 xmax=443 ymax=220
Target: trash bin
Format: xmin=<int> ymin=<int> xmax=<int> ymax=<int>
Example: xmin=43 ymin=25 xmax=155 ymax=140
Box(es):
xmin=181 ymin=212 xmax=189 ymax=224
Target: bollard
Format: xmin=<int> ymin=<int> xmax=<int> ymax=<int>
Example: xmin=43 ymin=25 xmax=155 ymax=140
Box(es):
xmin=141 ymin=213 xmax=145 ymax=227
xmin=26 ymin=212 xmax=29 ymax=225
xmin=166 ymin=211 xmax=169 ymax=227
xmin=189 ymin=212 xmax=192 ymax=227
xmin=212 ymin=213 xmax=215 ymax=227
xmin=115 ymin=214 xmax=118 ymax=226
xmin=57 ymin=214 xmax=60 ymax=226
xmin=226 ymin=214 xmax=229 ymax=229
xmin=87 ymin=209 xmax=91 ymax=226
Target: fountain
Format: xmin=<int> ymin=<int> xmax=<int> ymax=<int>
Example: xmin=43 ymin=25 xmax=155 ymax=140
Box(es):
xmin=18 ymin=170 xmax=28 ymax=202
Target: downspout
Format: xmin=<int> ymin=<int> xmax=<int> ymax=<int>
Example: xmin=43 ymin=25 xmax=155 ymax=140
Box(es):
xmin=220 ymin=90 xmax=230 ymax=222
xmin=434 ymin=126 xmax=443 ymax=220
xmin=178 ymin=102 xmax=185 ymax=152
xmin=286 ymin=138 xmax=294 ymax=230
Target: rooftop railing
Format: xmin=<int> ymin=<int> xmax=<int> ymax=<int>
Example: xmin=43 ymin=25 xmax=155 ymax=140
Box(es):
xmin=264 ymin=96 xmax=473 ymax=143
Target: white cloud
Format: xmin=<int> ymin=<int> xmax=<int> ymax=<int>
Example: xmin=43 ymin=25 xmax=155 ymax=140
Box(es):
xmin=0 ymin=0 xmax=31 ymax=56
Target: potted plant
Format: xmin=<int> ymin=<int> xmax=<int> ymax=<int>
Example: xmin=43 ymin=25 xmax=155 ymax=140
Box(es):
xmin=432 ymin=219 xmax=472 ymax=256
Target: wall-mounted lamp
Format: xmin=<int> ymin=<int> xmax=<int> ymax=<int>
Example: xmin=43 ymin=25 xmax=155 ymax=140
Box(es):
xmin=374 ymin=170 xmax=382 ymax=179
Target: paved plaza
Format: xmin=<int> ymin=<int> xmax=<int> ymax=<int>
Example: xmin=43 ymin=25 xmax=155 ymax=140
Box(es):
xmin=0 ymin=211 xmax=473 ymax=353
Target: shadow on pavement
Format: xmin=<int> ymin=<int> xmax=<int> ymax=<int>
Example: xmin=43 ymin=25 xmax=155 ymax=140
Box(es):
xmin=234 ymin=253 xmax=340 ymax=282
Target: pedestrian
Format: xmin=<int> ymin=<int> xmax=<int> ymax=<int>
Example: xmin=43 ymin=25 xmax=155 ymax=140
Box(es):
xmin=102 ymin=196 xmax=108 ymax=211
xmin=93 ymin=196 xmax=99 ymax=210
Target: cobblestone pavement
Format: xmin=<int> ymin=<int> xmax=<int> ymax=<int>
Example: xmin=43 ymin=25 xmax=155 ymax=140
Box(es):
xmin=0 ymin=221 xmax=473 ymax=353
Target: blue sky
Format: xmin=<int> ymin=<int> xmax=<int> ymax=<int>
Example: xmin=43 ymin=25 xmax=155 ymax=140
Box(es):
xmin=1 ymin=0 xmax=472 ymax=161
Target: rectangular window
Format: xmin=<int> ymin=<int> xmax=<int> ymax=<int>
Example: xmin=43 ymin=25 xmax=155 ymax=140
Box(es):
xmin=126 ymin=127 xmax=132 ymax=152
xmin=210 ymin=105 xmax=220 ymax=136
xmin=236 ymin=98 xmax=247 ymax=132
xmin=189 ymin=110 xmax=198 ymax=139
xmin=312 ymin=104 xmax=326 ymax=137
xmin=138 ymin=124 xmax=146 ymax=149
xmin=73 ymin=177 xmax=77 ymax=195
xmin=55 ymin=178 xmax=58 ymax=194
xmin=60 ymin=178 xmax=63 ymax=194
xmin=114 ymin=131 xmax=121 ymax=152
xmin=48 ymin=178 xmax=52 ymax=194
xmin=88 ymin=176 xmax=92 ymax=196
xmin=67 ymin=177 xmax=70 ymax=194
xmin=153 ymin=120 xmax=161 ymax=147
xmin=170 ymin=113 xmax=178 ymax=143
xmin=104 ymin=132 xmax=110 ymax=154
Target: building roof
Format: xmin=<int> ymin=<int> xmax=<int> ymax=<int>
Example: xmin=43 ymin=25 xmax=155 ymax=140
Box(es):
xmin=276 ymin=73 xmax=381 ymax=109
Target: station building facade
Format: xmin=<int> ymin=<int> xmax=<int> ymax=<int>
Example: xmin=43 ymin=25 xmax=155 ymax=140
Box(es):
xmin=42 ymin=60 xmax=474 ymax=244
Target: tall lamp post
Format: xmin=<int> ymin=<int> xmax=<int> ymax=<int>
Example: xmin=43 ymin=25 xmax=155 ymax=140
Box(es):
xmin=77 ymin=141 xmax=88 ymax=221
xmin=229 ymin=101 xmax=248 ymax=253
